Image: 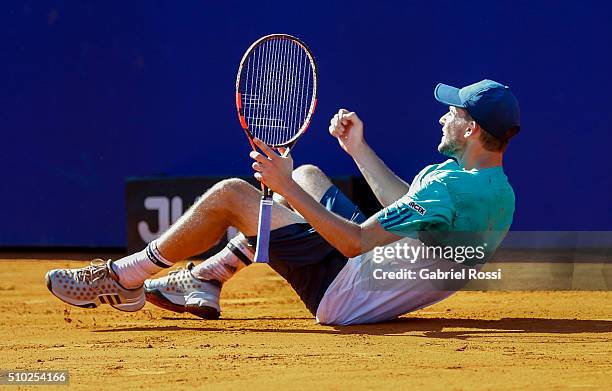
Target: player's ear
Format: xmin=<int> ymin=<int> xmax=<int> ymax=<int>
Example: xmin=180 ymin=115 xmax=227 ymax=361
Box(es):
xmin=464 ymin=121 xmax=478 ymax=138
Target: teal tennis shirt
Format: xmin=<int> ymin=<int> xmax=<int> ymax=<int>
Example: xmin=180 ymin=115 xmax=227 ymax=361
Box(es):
xmin=377 ymin=159 xmax=515 ymax=264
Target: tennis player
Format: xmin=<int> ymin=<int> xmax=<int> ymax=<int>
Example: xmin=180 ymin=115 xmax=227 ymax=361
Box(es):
xmin=45 ymin=79 xmax=520 ymax=325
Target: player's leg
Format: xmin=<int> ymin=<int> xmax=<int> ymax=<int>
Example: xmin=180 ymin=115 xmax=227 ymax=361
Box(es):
xmin=150 ymin=178 xmax=304 ymax=262
xmin=143 ymin=165 xmax=334 ymax=317
xmin=291 ymin=164 xmax=335 ymax=202
xmin=144 ymin=165 xmax=359 ymax=318
xmin=156 ymin=164 xmax=334 ymax=287
xmin=153 ymin=165 xmax=332 ymax=283
xmin=146 ymin=166 xmax=359 ymax=319
xmin=45 ymin=178 xmax=303 ymax=312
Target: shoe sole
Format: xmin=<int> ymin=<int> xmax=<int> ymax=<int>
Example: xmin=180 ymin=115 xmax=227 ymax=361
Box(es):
xmin=45 ymin=272 xmax=144 ymax=312
xmin=145 ymin=290 xmax=220 ymax=320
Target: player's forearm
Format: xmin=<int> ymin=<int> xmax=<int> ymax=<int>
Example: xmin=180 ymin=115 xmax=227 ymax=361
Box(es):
xmin=351 ymin=142 xmax=410 ymax=207
xmin=282 ymin=181 xmax=362 ymax=257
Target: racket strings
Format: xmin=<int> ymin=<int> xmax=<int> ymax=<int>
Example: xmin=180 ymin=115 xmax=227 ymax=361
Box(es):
xmin=240 ymin=37 xmax=315 ymax=146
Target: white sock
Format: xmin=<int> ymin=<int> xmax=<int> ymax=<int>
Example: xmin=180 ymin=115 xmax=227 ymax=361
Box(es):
xmin=112 ymin=240 xmax=173 ymax=289
xmin=191 ymin=236 xmax=253 ymax=284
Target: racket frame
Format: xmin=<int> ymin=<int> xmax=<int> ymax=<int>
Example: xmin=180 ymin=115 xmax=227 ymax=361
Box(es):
xmin=235 ymin=34 xmax=318 ymax=263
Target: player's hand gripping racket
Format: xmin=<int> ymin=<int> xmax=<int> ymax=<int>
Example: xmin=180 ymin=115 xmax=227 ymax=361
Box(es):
xmin=235 ymin=34 xmax=318 ymax=263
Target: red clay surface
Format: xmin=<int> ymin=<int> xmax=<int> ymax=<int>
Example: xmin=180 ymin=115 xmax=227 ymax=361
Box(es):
xmin=1 ymin=258 xmax=611 ymax=390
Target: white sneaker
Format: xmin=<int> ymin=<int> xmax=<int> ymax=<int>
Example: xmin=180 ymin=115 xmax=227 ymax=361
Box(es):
xmin=45 ymin=259 xmax=145 ymax=312
xmin=144 ymin=262 xmax=221 ymax=319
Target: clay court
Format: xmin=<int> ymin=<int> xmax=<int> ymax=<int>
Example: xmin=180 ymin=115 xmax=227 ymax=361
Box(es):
xmin=2 ymin=256 xmax=610 ymax=390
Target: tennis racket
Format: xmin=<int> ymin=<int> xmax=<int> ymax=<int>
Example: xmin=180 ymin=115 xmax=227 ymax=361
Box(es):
xmin=235 ymin=34 xmax=318 ymax=263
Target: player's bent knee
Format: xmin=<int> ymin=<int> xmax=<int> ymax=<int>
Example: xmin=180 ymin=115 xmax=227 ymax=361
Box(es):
xmin=293 ymin=164 xmax=324 ymax=177
xmin=219 ymin=177 xmax=252 ymax=190
xmin=204 ymin=178 xmax=258 ymax=204
xmin=293 ymin=164 xmax=330 ymax=185
xmin=293 ymin=164 xmax=333 ymax=201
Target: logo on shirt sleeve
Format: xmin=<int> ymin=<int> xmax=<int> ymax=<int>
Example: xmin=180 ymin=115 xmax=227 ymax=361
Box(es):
xmin=408 ymin=201 xmax=427 ymax=216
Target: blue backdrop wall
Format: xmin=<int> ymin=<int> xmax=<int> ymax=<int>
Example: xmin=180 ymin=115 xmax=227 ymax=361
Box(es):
xmin=2 ymin=0 xmax=611 ymax=247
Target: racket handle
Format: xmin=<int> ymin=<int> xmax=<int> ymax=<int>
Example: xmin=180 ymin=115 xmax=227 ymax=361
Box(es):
xmin=254 ymin=195 xmax=273 ymax=263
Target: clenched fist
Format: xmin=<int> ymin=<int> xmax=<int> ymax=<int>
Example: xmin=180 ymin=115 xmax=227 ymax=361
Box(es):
xmin=329 ymin=109 xmax=365 ymax=157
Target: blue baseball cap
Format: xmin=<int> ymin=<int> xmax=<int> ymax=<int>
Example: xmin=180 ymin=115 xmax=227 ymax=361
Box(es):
xmin=434 ymin=79 xmax=520 ymax=139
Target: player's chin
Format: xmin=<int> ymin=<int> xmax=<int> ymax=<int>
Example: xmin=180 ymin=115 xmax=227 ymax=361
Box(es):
xmin=437 ymin=141 xmax=455 ymax=157
xmin=437 ymin=141 xmax=447 ymax=154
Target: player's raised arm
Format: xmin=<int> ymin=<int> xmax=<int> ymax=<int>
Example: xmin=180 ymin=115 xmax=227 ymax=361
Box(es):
xmin=329 ymin=109 xmax=409 ymax=207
